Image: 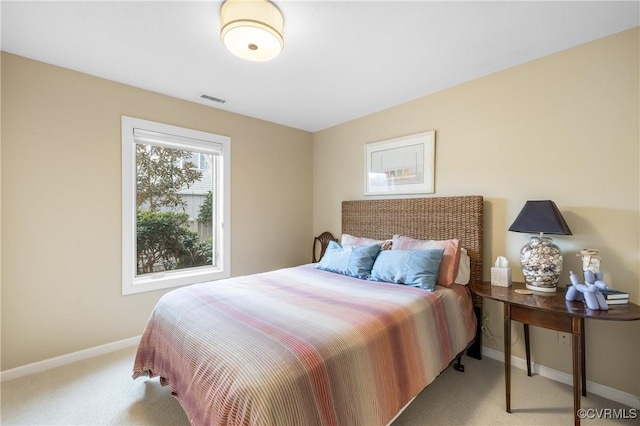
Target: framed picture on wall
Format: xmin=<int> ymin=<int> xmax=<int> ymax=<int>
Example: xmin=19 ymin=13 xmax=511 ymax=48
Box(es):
xmin=364 ymin=131 xmax=435 ymax=195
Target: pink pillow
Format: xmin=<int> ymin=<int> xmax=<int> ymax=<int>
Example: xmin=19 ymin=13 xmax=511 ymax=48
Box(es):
xmin=392 ymin=235 xmax=461 ymax=287
xmin=341 ymin=234 xmax=392 ymax=250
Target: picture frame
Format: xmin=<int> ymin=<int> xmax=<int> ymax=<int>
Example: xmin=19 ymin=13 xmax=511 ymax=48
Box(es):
xmin=364 ymin=131 xmax=435 ymax=195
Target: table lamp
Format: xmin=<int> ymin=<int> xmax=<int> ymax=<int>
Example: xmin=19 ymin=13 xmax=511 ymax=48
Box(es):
xmin=508 ymin=200 xmax=572 ymax=292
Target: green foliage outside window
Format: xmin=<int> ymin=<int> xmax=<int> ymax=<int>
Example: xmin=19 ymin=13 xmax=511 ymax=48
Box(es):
xmin=197 ymin=191 xmax=213 ymax=224
xmin=136 ymin=146 xmax=212 ymax=275
xmin=136 ymin=145 xmax=203 ymax=211
xmin=136 ymin=211 xmax=212 ymax=275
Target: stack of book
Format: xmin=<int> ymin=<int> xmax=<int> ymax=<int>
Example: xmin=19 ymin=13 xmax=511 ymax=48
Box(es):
xmin=599 ymin=288 xmax=630 ymax=305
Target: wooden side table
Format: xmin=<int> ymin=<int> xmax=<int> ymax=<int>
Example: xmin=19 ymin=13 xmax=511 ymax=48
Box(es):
xmin=470 ymin=281 xmax=640 ymax=426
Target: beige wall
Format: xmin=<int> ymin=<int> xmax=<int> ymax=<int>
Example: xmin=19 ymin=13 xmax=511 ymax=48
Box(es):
xmin=1 ymin=53 xmax=313 ymax=370
xmin=313 ymin=28 xmax=640 ymax=396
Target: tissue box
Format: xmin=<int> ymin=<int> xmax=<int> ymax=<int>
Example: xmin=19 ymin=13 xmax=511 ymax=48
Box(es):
xmin=491 ymin=267 xmax=512 ymax=287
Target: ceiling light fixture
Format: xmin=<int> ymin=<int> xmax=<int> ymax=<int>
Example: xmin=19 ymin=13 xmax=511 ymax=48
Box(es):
xmin=220 ymin=0 xmax=284 ymax=62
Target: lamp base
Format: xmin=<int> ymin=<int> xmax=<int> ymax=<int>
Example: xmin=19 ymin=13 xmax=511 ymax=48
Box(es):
xmin=526 ymin=283 xmax=557 ymax=293
xmin=520 ymin=235 xmax=563 ymax=292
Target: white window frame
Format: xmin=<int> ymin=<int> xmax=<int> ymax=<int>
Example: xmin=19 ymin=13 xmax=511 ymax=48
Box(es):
xmin=121 ymin=116 xmax=231 ymax=295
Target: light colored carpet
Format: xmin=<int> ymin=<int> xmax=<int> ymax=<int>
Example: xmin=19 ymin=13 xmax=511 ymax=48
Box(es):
xmin=1 ymin=346 xmax=635 ymax=425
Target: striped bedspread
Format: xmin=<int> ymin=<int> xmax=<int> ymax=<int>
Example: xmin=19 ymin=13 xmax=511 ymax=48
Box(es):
xmin=133 ymin=264 xmax=476 ymax=426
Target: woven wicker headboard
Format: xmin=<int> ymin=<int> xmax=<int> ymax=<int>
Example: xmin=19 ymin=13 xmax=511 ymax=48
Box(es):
xmin=342 ymin=196 xmax=484 ymax=307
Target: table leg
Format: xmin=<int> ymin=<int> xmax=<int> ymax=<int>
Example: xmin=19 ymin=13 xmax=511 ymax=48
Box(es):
xmin=580 ymin=318 xmax=586 ymax=397
xmin=504 ymin=304 xmax=512 ymax=413
xmin=524 ymin=323 xmax=531 ymax=376
xmin=572 ymin=318 xmax=582 ymax=426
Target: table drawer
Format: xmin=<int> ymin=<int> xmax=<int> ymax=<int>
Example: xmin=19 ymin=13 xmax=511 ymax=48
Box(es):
xmin=510 ymin=305 xmax=573 ymax=332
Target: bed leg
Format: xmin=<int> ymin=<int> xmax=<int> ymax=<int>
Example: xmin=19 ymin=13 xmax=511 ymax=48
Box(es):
xmin=454 ymin=355 xmax=465 ymax=372
xmin=466 ymin=305 xmax=483 ymax=360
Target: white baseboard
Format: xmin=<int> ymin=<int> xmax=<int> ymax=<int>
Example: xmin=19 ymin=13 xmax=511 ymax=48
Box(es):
xmin=0 ymin=335 xmax=141 ymax=382
xmin=482 ymin=346 xmax=640 ymax=410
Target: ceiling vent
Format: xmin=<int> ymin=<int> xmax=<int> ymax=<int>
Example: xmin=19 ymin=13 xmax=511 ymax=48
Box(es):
xmin=200 ymin=94 xmax=227 ymax=104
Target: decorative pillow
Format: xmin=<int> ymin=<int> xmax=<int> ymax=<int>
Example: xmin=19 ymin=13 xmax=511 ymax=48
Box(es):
xmin=392 ymin=235 xmax=461 ymax=287
xmin=316 ymin=241 xmax=380 ymax=279
xmin=455 ymin=248 xmax=471 ymax=285
xmin=368 ymin=249 xmax=445 ymax=291
xmin=341 ymin=233 xmax=392 ymax=250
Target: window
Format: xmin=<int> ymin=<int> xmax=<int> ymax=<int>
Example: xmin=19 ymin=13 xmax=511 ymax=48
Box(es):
xmin=121 ymin=116 xmax=230 ymax=295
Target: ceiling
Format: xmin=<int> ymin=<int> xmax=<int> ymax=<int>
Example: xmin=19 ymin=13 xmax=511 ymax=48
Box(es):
xmin=2 ymin=1 xmax=638 ymax=132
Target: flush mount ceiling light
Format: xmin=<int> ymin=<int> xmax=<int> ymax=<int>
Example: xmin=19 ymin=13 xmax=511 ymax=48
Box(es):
xmin=220 ymin=0 xmax=284 ymax=62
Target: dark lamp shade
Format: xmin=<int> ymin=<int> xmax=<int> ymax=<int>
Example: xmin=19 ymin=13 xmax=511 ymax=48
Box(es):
xmin=508 ymin=200 xmax=572 ymax=235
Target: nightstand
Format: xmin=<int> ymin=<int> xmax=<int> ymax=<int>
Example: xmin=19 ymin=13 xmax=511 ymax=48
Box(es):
xmin=470 ymin=281 xmax=640 ymax=426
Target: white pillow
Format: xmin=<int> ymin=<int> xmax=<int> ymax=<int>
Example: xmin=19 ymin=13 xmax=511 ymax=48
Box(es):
xmin=454 ymin=248 xmax=471 ymax=285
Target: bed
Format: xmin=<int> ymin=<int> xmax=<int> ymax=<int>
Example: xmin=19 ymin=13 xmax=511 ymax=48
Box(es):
xmin=133 ymin=195 xmax=484 ymax=426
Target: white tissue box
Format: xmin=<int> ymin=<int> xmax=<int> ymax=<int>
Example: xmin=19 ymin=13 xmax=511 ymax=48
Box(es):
xmin=491 ymin=267 xmax=512 ymax=287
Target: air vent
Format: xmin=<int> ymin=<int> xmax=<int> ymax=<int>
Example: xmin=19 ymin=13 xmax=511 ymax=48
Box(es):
xmin=200 ymin=94 xmax=227 ymax=104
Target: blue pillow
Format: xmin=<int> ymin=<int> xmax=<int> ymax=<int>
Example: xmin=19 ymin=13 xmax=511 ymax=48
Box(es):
xmin=315 ymin=241 xmax=380 ymax=279
xmin=368 ymin=249 xmax=445 ymax=291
